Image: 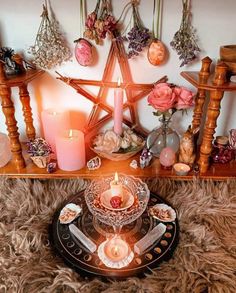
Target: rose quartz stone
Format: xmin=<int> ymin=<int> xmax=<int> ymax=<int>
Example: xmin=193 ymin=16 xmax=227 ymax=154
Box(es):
xmin=0 ymin=133 xmax=11 ymax=167
xmin=159 ymin=147 xmax=176 ymax=168
xmin=74 ymin=38 xmax=93 ymax=66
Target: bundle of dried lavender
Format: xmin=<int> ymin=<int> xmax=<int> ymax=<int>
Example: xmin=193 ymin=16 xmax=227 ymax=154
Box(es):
xmin=170 ymin=0 xmax=200 ymax=67
xmin=28 ymin=2 xmax=71 ymax=69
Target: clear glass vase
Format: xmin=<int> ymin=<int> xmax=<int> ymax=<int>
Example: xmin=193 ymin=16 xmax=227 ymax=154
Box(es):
xmin=146 ymin=115 xmax=180 ymax=157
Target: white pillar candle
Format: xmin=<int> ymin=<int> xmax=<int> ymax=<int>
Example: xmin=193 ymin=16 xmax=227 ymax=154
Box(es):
xmin=55 ymin=129 xmax=85 ymax=171
xmin=41 ymin=109 xmax=70 ymax=153
xmin=113 ymin=78 xmax=123 ymax=135
xmin=110 ymin=172 xmax=123 ymax=200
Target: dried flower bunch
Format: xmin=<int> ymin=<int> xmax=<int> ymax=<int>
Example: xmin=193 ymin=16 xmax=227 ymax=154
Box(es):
xmin=93 ymin=128 xmax=144 ymax=154
xmin=84 ymin=0 xmax=117 ymax=45
xmin=28 ymin=2 xmax=71 ymax=69
xmin=118 ymin=1 xmax=151 ymax=58
xmin=27 ymin=138 xmax=52 ymax=157
xmin=170 ymin=0 xmax=200 ymax=67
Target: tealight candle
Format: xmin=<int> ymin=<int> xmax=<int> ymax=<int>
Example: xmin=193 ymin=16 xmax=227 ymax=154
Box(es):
xmin=173 ymin=163 xmax=190 ymax=176
xmin=110 ymin=172 xmax=123 ymax=200
xmin=55 ymin=129 xmax=85 ymax=171
xmin=41 ymin=109 xmax=70 ymax=153
xmin=105 ymin=237 xmax=129 ymax=262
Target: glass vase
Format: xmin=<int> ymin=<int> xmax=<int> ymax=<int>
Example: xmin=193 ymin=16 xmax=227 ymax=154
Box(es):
xmin=146 ymin=115 xmax=180 ymax=157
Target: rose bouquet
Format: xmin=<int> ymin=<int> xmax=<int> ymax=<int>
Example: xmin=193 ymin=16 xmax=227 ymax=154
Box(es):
xmin=148 ymin=82 xmax=195 ymax=117
xmin=146 ymin=82 xmax=195 ymax=156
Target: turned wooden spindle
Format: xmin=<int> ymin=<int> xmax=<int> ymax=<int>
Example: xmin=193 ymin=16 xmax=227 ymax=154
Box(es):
xmin=198 ymin=62 xmax=228 ymax=173
xmin=0 ymin=85 xmax=26 ymax=169
xmin=192 ymin=57 xmax=213 ymax=131
xmin=213 ymin=62 xmax=228 ymax=86
xmin=0 ymin=62 xmax=6 ymax=82
xmin=19 ymin=84 xmax=36 ymax=140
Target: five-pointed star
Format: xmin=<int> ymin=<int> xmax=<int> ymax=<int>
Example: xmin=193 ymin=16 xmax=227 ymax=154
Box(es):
xmin=57 ymin=39 xmax=167 ymax=137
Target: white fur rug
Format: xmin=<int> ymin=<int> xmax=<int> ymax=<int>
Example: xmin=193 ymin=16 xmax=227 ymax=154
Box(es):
xmin=0 ymin=178 xmax=236 ymax=293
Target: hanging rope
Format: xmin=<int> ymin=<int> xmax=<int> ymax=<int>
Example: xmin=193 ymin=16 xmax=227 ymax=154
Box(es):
xmin=152 ymin=0 xmax=162 ymax=40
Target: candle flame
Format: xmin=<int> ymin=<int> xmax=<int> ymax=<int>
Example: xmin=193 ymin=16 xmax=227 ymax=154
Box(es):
xmin=52 ymin=111 xmax=57 ymax=116
xmin=69 ymin=129 xmax=73 ymax=138
xmin=113 ymin=246 xmax=119 ymax=257
xmin=117 ymin=77 xmax=121 ymax=87
xmin=114 ymin=172 xmax=119 ymax=183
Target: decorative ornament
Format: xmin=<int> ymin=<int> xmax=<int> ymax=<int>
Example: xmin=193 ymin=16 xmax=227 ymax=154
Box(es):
xmin=84 ymin=0 xmax=117 ymax=45
xmin=170 ymin=0 xmax=200 ymax=67
xmin=57 ymin=36 xmax=168 ymax=137
xmin=117 ymin=0 xmax=151 ymax=59
xmin=130 ymin=159 xmax=138 ymax=169
xmin=28 ymin=1 xmax=71 ymax=69
xmin=229 ymin=129 xmax=236 ymax=150
xmin=140 ymin=148 xmax=153 ymax=169
xmin=87 ymin=156 xmax=102 ymax=170
xmin=74 ymin=0 xmax=93 ymax=66
xmin=0 ymin=47 xmax=22 ymax=75
xmin=47 ymin=162 xmax=57 ymax=173
xmin=147 ymin=0 xmax=166 ymax=66
xmin=74 ymin=38 xmax=93 ymax=66
xmin=179 ymin=125 xmax=198 ymax=165
xmin=159 ymin=147 xmax=176 ymax=169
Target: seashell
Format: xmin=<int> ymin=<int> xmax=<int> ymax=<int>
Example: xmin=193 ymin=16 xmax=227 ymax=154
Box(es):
xmin=59 ymin=203 xmax=82 ymax=224
xmin=149 ymin=204 xmax=176 ymax=222
xmin=130 ymin=159 xmax=138 ymax=169
xmin=87 ymin=156 xmax=101 ymax=170
xmin=94 ymin=130 xmax=121 ymax=153
xmin=74 ymin=38 xmax=93 ymax=66
xmin=147 ymin=39 xmax=166 ymax=66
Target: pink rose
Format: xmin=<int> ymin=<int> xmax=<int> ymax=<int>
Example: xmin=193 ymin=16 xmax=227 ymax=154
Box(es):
xmin=175 ymin=86 xmax=195 ymax=109
xmin=148 ymin=83 xmax=176 ymax=112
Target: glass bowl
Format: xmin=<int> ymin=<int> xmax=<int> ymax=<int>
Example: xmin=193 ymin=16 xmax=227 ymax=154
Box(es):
xmin=84 ymin=174 xmax=150 ymax=228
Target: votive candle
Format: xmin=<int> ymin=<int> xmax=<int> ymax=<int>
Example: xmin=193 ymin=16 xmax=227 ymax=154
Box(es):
xmin=55 ymin=129 xmax=85 ymax=171
xmin=41 ymin=109 xmax=70 ymax=153
xmin=110 ymin=172 xmax=123 ymax=200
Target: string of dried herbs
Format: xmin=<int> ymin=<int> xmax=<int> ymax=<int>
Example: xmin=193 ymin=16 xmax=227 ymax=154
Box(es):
xmin=170 ymin=0 xmax=200 ymax=67
xmin=28 ymin=2 xmax=71 ymax=70
xmin=116 ymin=0 xmax=151 ymax=59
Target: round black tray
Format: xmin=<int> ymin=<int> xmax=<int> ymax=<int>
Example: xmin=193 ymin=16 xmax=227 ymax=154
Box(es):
xmin=50 ymin=190 xmax=178 ymax=278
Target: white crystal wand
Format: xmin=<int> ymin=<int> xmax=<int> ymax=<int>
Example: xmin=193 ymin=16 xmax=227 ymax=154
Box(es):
xmin=69 ymin=224 xmax=97 ymax=253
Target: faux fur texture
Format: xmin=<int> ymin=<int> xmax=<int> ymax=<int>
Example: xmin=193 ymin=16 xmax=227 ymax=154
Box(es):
xmin=0 ymin=178 xmax=236 ymax=293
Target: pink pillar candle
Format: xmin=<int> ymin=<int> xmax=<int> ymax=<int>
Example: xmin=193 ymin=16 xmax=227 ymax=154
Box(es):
xmin=41 ymin=109 xmax=70 ymax=153
xmin=55 ymin=129 xmax=86 ymax=171
xmin=113 ymin=80 xmax=124 ymax=135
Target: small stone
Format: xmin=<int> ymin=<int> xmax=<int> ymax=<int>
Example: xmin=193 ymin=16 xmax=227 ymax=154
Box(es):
xmin=47 ymin=162 xmax=57 ymax=173
xmin=110 ymin=196 xmax=122 ymax=209
xmin=130 ymin=159 xmax=138 ymax=169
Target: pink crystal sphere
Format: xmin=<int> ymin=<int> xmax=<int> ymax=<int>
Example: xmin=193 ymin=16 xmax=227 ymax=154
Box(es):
xmin=159 ymin=147 xmax=176 ymax=168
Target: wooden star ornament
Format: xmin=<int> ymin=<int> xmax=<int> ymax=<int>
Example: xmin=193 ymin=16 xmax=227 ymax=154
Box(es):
xmin=56 ymin=37 xmax=167 ymax=137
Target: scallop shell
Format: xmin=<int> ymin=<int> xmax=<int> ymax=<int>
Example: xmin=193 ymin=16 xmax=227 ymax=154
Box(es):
xmin=59 ymin=203 xmax=82 ymax=224
xmin=149 ymin=204 xmax=176 ymax=222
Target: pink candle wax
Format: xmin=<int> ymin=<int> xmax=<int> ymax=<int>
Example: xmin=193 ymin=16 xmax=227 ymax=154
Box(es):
xmin=41 ymin=109 xmax=70 ymax=153
xmin=55 ymin=129 xmax=85 ymax=171
xmin=113 ymin=79 xmax=124 ymax=135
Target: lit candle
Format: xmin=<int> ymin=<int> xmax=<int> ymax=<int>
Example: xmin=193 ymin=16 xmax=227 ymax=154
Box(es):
xmin=41 ymin=109 xmax=70 ymax=153
xmin=110 ymin=172 xmax=123 ymax=200
xmin=55 ymin=129 xmax=85 ymax=171
xmin=113 ymin=78 xmax=123 ymax=135
xmin=173 ymin=163 xmax=190 ymax=176
xmin=105 ymin=237 xmax=129 ymax=262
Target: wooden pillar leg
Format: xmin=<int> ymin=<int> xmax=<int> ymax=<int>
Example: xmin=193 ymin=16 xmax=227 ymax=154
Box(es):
xmin=19 ymin=84 xmax=36 ymax=140
xmin=0 ymin=85 xmax=26 ymax=169
xmin=192 ymin=56 xmax=212 ymax=130
xmin=198 ymin=90 xmax=224 ymax=173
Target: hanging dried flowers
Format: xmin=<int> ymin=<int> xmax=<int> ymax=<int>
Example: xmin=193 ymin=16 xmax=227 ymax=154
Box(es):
xmin=117 ymin=1 xmax=151 ymax=59
xmin=170 ymin=0 xmax=200 ymax=67
xmin=83 ymin=0 xmax=117 ymax=45
xmin=28 ymin=2 xmax=71 ymax=70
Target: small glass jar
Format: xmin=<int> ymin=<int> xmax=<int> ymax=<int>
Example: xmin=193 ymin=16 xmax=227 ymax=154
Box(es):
xmin=211 ymin=136 xmax=234 ymax=164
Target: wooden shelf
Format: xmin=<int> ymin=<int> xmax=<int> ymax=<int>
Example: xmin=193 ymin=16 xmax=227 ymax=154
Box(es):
xmin=0 ymin=143 xmax=235 ymax=180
